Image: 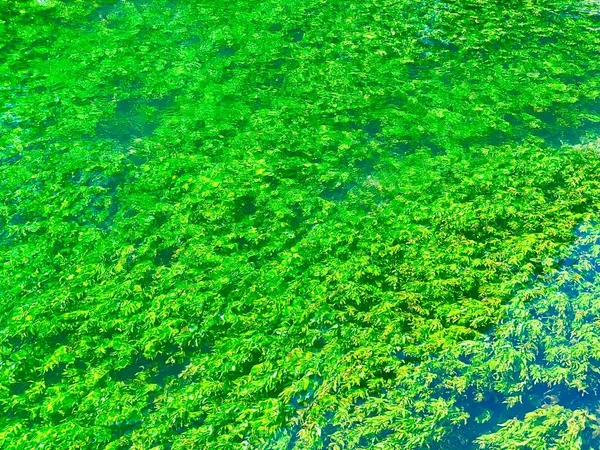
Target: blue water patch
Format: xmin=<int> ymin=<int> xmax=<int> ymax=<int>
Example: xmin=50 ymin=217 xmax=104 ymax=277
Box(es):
xmin=453 ymin=223 xmax=600 ymax=446
xmin=406 ymin=221 xmax=600 ymax=448
xmin=265 ymin=220 xmax=600 ymax=449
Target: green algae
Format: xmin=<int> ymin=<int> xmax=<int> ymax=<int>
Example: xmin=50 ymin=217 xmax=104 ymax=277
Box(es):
xmin=3 ymin=0 xmax=600 ymax=448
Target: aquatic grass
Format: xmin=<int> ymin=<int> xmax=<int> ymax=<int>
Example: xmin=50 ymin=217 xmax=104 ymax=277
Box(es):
xmin=3 ymin=0 xmax=600 ymax=448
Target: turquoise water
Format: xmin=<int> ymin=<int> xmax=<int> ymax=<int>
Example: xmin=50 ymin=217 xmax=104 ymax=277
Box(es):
xmin=269 ymin=222 xmax=600 ymax=446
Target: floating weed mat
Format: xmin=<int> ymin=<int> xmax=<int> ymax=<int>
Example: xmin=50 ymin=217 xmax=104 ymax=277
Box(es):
xmin=3 ymin=0 xmax=600 ymax=449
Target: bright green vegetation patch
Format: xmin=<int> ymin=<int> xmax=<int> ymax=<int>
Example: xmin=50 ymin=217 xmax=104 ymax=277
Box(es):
xmin=2 ymin=0 xmax=600 ymax=448
xmin=377 ymin=218 xmax=600 ymax=450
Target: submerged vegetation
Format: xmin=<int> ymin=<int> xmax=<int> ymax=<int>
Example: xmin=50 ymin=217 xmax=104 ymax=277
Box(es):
xmin=3 ymin=0 xmax=600 ymax=448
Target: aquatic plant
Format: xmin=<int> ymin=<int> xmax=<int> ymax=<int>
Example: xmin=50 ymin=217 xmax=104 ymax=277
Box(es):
xmin=2 ymin=0 xmax=600 ymax=448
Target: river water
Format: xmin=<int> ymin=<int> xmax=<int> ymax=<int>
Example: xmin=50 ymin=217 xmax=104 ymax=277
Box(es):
xmin=3 ymin=0 xmax=600 ymax=449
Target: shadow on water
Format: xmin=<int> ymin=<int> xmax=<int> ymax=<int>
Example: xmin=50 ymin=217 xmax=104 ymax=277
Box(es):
xmin=72 ymin=91 xmax=177 ymax=232
xmin=2 ymin=85 xmax=179 ymax=239
xmin=319 ymin=87 xmax=600 ymax=205
xmin=105 ymin=353 xmax=192 ymax=442
xmin=318 ymin=119 xmax=382 ymax=203
xmin=86 ymin=0 xmax=152 ymax=21
xmin=95 ymin=93 xmax=177 ymax=149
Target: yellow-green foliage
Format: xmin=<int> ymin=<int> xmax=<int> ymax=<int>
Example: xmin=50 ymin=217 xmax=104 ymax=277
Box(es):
xmin=2 ymin=0 xmax=600 ymax=448
xmin=476 ymin=406 xmax=591 ymax=450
